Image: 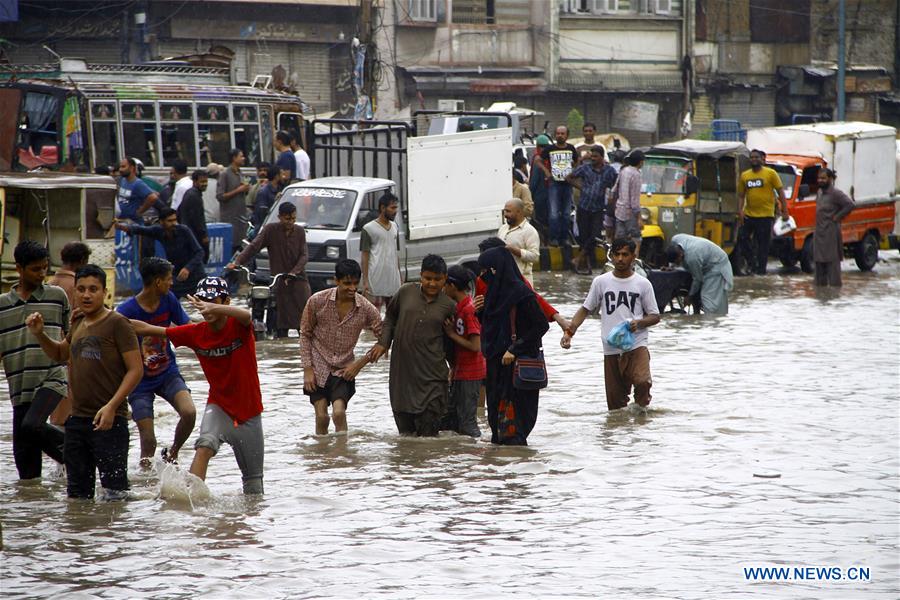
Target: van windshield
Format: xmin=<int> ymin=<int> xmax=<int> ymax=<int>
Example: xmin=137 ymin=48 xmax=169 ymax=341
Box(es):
xmin=642 ymin=157 xmax=691 ymax=194
xmin=273 ymin=187 xmax=358 ymax=230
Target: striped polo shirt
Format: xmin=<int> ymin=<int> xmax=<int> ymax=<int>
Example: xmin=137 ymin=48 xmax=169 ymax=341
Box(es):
xmin=0 ymin=283 xmax=70 ymax=406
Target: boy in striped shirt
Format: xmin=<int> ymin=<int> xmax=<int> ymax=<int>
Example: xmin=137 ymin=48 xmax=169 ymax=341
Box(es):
xmin=0 ymin=241 xmax=68 ymax=479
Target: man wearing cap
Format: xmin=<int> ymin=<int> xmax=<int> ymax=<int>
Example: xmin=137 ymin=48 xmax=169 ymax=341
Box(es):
xmin=228 ymin=201 xmax=311 ymax=337
xmin=529 ymin=134 xmax=553 ymax=240
xmin=129 ymin=276 xmax=265 ymax=495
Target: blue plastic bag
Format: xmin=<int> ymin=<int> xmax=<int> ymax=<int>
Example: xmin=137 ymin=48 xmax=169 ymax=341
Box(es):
xmin=606 ymin=321 xmax=635 ymax=351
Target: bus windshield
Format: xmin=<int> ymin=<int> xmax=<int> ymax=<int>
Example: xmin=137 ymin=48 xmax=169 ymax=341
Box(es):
xmin=270 ymin=188 xmax=359 ymax=231
xmin=642 ymin=157 xmax=691 ymax=195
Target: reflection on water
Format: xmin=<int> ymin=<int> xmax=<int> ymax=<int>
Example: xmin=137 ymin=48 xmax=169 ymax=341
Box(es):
xmin=2 ymin=256 xmax=899 ymax=598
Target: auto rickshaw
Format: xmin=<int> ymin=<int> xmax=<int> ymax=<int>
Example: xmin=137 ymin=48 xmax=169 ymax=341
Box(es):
xmin=637 ymin=140 xmax=751 ymax=270
xmin=1 ymin=172 xmax=117 ymax=301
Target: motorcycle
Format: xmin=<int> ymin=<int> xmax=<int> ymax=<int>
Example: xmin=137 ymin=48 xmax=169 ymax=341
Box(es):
xmin=227 ymin=266 xmax=295 ymax=340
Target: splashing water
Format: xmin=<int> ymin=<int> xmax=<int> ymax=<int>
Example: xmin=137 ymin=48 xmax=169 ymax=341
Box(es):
xmin=157 ymin=460 xmax=211 ymax=509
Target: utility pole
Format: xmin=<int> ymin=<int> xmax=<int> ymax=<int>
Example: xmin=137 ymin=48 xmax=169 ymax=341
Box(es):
xmin=353 ymin=0 xmax=375 ymax=119
xmin=836 ymin=0 xmax=846 ymax=121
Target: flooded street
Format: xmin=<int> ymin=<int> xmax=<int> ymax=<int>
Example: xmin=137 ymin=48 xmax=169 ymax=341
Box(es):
xmin=2 ymin=255 xmax=899 ymax=599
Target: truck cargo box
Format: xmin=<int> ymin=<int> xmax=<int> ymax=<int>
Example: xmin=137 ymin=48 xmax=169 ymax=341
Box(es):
xmin=406 ymin=127 xmax=510 ymax=240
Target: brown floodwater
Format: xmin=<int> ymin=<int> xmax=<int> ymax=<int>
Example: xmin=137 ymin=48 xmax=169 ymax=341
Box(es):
xmin=2 ymin=253 xmax=899 ymax=599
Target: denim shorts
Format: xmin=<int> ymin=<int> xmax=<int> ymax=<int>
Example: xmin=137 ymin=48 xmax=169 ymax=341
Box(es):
xmin=128 ymin=374 xmax=190 ymax=421
xmin=615 ymin=216 xmax=642 ymax=241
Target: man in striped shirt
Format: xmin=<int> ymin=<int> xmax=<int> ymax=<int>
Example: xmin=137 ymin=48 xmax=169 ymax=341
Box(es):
xmin=0 ymin=241 xmax=68 ymax=479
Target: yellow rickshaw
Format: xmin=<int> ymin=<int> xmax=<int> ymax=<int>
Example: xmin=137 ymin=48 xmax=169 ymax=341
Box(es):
xmin=638 ymin=140 xmax=750 ymax=268
xmin=1 ymin=172 xmax=117 ymax=301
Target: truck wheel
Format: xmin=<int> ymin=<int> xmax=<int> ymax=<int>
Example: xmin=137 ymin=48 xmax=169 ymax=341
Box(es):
xmin=640 ymin=238 xmax=664 ymax=268
xmin=800 ymin=236 xmax=814 ymax=273
xmin=779 ymin=249 xmax=798 ymax=269
xmin=854 ymin=232 xmax=879 ymax=271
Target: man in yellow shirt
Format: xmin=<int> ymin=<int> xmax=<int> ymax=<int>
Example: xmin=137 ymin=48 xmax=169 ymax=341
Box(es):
xmin=738 ymin=149 xmax=789 ymax=275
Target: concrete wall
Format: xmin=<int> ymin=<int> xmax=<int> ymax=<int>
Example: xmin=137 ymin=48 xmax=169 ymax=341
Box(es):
xmin=394 ymin=25 xmax=536 ymax=66
xmin=810 ymin=0 xmax=897 ymax=75
xmin=558 ymin=18 xmax=683 ymax=72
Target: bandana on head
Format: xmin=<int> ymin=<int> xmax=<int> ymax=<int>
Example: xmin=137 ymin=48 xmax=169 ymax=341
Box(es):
xmin=194 ymin=276 xmax=229 ymax=301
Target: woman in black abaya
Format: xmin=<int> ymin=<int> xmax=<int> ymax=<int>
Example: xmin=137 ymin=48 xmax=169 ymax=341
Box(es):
xmin=478 ymin=247 xmax=549 ymax=445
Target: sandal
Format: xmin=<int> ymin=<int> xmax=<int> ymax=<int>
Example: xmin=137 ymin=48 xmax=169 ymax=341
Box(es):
xmin=160 ymin=447 xmax=178 ymax=465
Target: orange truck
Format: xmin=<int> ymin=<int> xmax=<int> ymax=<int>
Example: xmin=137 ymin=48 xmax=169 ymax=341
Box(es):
xmin=746 ymin=122 xmax=900 ymax=272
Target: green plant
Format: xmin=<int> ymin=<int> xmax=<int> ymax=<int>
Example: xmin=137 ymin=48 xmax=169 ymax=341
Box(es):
xmin=567 ymin=108 xmax=584 ymax=136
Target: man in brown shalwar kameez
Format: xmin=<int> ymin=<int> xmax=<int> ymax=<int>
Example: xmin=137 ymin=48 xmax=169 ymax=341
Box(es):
xmin=228 ymin=201 xmax=312 ymax=337
xmin=368 ymin=254 xmax=456 ymax=436
xmin=813 ymin=168 xmax=854 ymax=287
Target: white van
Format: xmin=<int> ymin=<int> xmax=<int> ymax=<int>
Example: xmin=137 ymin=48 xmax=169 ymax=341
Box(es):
xmin=254 ymin=126 xmax=513 ymax=290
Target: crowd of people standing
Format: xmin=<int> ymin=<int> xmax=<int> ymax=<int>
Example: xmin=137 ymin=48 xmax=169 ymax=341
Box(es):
xmin=2 ymin=119 xmax=863 ymax=502
xmin=2 ymin=218 xmax=662 ymax=502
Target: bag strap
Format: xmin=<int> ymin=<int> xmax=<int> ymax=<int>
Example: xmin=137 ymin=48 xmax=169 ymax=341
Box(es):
xmin=509 ymin=305 xmax=518 ymax=341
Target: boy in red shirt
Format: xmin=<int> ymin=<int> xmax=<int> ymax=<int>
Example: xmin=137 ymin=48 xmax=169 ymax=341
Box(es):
xmin=130 ymin=277 xmax=264 ymax=494
xmin=440 ymin=266 xmax=485 ymax=438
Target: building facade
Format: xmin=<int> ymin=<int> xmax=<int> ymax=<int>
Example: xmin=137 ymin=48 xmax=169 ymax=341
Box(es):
xmin=0 ymin=0 xmax=358 ymax=113
xmin=381 ymin=0 xmax=689 ymax=144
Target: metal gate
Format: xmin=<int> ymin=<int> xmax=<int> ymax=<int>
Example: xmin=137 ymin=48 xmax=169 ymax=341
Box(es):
xmin=717 ymin=90 xmax=776 ymax=130
xmin=308 ymin=118 xmax=411 ymax=204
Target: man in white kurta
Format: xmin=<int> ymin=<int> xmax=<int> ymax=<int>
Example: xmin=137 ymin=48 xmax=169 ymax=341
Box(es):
xmin=497 ymin=199 xmax=540 ymax=284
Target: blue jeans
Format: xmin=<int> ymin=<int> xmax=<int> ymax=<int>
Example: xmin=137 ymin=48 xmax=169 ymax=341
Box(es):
xmin=548 ymin=183 xmax=573 ymax=244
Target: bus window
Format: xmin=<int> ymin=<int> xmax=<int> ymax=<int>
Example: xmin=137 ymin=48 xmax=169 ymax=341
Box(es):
xmin=160 ymin=102 xmax=196 ymax=166
xmin=260 ymin=106 xmax=274 ymax=164
xmin=121 ymin=102 xmax=159 ymax=166
xmin=278 ymin=112 xmax=304 ymax=147
xmin=90 ymin=102 xmax=119 ymax=170
xmin=62 ymin=97 xmax=88 ymax=170
xmin=198 ymin=103 xmax=230 ymax=166
xmin=16 ymin=91 xmax=60 ymax=169
xmin=233 ymin=104 xmax=261 ymax=166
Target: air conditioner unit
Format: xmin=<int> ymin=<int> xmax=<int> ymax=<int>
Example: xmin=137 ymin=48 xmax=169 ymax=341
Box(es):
xmin=438 ymin=99 xmax=465 ymax=112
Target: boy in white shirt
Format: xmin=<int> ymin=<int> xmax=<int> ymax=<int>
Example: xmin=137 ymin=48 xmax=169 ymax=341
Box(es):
xmin=561 ymin=238 xmax=660 ymax=410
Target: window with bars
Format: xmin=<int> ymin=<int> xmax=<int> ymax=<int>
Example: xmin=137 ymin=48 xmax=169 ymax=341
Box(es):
xmin=406 ymin=0 xmax=437 ymax=21
xmin=452 ymin=0 xmax=495 ymax=24
xmin=560 ymin=0 xmax=676 ymax=15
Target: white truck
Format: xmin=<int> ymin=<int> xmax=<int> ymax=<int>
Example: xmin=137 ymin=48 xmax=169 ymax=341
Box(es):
xmin=746 ymin=121 xmax=900 ymax=270
xmin=253 ymin=124 xmax=512 ymax=290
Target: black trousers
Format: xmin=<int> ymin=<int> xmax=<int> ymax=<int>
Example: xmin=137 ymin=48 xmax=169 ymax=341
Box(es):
xmin=12 ymin=388 xmax=65 ymax=479
xmin=393 ymin=394 xmax=444 ymax=437
xmin=738 ymin=216 xmax=774 ymax=274
xmin=485 ymin=356 xmax=540 ymax=446
xmin=576 ymin=207 xmax=605 ymax=267
xmin=64 ymin=416 xmax=130 ymax=499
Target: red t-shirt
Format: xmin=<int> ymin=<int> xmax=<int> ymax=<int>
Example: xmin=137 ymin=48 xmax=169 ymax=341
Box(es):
xmin=474 ymin=276 xmax=557 ymax=321
xmin=167 ymin=317 xmax=262 ymax=423
xmin=452 ymin=296 xmax=487 ymax=381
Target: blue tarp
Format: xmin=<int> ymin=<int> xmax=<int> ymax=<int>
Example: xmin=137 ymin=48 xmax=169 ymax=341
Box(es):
xmin=0 ymin=0 xmax=18 ymax=23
